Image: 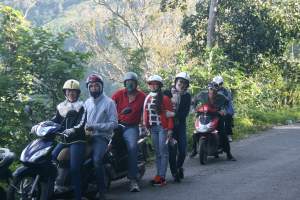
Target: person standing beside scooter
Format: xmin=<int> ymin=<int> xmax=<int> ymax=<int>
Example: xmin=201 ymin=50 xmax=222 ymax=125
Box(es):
xmin=143 ymin=75 xmax=174 ymax=186
xmin=111 ymin=72 xmax=146 ymax=192
xmin=84 ymin=74 xmax=118 ymax=200
xmin=212 ymin=75 xmax=235 ymax=142
xmin=164 ymin=72 xmax=191 ymax=182
xmin=51 ymin=79 xmax=86 ymax=200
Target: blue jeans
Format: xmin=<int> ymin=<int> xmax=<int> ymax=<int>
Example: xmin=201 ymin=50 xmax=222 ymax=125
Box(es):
xmin=122 ymin=126 xmax=139 ymax=180
xmin=169 ymin=123 xmax=187 ymax=175
xmin=150 ymin=125 xmax=168 ymax=178
xmin=52 ymin=142 xmax=86 ymax=200
xmin=92 ymin=136 xmax=108 ymax=193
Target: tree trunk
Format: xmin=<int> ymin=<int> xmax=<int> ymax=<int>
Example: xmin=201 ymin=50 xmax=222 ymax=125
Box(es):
xmin=206 ymin=0 xmax=219 ymax=48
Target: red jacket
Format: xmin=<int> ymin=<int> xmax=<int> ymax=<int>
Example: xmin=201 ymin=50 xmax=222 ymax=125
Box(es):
xmin=112 ymin=88 xmax=146 ymax=125
xmin=143 ymin=94 xmax=174 ymax=130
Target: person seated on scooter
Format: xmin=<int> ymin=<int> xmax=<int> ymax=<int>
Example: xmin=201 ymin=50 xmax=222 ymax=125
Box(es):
xmin=164 ymin=72 xmax=191 ymax=182
xmin=212 ymin=75 xmax=235 ymax=142
xmin=112 ymin=72 xmax=146 ymax=192
xmin=51 ymin=79 xmax=87 ymax=200
xmin=143 ymin=75 xmax=174 ymax=186
xmin=190 ymin=82 xmax=236 ymax=161
xmin=84 ymin=74 xmax=118 ymax=200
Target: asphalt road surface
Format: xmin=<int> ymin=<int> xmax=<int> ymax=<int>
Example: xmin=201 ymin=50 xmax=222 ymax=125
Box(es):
xmin=106 ymin=123 xmax=300 ymax=200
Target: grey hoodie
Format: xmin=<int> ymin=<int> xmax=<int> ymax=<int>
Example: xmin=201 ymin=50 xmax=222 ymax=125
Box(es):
xmin=84 ymin=93 xmax=118 ymax=140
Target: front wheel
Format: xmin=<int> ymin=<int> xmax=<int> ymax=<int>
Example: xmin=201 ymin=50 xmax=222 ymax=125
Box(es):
xmin=199 ymin=139 xmax=208 ymax=165
xmin=8 ymin=175 xmax=41 ymax=200
xmin=0 ymin=186 xmax=7 ymax=200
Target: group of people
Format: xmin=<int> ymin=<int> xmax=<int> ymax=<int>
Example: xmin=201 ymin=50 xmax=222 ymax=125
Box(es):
xmin=48 ymin=71 xmax=235 ymax=200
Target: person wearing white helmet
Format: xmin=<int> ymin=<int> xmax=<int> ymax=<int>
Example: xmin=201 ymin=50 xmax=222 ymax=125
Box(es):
xmin=143 ymin=75 xmax=174 ymax=186
xmin=212 ymin=75 xmax=235 ymax=142
xmin=164 ymin=72 xmax=191 ymax=182
xmin=51 ymin=79 xmax=87 ymax=200
xmin=112 ymin=72 xmax=146 ymax=192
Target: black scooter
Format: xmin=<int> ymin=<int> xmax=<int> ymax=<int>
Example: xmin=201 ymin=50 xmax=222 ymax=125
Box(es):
xmin=0 ymin=148 xmax=15 ymax=200
xmin=54 ymin=107 xmax=147 ymax=199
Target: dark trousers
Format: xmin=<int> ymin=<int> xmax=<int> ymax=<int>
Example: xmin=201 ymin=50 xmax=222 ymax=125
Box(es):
xmin=169 ymin=123 xmax=187 ymax=175
xmin=218 ymin=116 xmax=231 ymax=154
xmin=224 ymin=114 xmax=233 ymax=136
xmin=52 ymin=142 xmax=86 ymax=200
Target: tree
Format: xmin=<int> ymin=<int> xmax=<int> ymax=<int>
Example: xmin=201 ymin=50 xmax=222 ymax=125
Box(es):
xmin=0 ymin=4 xmax=88 ymax=153
xmin=68 ymin=0 xmax=189 ymax=82
xmin=206 ymin=0 xmax=218 ymax=48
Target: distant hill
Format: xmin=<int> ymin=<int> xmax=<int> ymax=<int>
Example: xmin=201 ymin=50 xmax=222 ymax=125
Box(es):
xmin=0 ymin=0 xmax=86 ymax=26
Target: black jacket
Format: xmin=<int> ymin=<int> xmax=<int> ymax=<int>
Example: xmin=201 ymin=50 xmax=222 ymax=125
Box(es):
xmin=52 ymin=100 xmax=86 ymax=143
xmin=164 ymin=88 xmax=191 ymax=125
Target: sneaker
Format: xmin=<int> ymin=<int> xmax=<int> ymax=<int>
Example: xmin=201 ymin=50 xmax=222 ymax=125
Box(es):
xmin=54 ymin=185 xmax=71 ymax=193
xmin=227 ymin=153 xmax=236 ymax=161
xmin=150 ymin=175 xmax=161 ymax=185
xmin=189 ymin=150 xmax=197 ymax=158
xmin=151 ymin=176 xmax=167 ymax=186
xmin=129 ymin=180 xmax=140 ymax=192
xmin=96 ymin=192 xmax=106 ymax=200
xmin=178 ymin=168 xmax=184 ymax=179
xmin=228 ymin=135 xmax=233 ymax=142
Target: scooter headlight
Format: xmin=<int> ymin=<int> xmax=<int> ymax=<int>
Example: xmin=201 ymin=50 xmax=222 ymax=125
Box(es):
xmin=197 ymin=124 xmax=208 ymax=133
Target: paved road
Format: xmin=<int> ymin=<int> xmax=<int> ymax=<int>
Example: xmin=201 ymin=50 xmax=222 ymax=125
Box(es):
xmin=107 ymin=123 xmax=300 ymax=200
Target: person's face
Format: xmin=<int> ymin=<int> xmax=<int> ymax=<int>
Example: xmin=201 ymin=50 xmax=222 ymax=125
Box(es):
xmin=175 ymin=78 xmax=188 ymax=91
xmin=208 ymin=88 xmax=217 ymax=97
xmin=148 ymin=81 xmax=161 ymax=92
xmin=125 ymin=80 xmax=137 ymax=92
xmin=66 ymin=89 xmax=79 ymax=102
xmin=89 ymin=82 xmax=102 ymax=93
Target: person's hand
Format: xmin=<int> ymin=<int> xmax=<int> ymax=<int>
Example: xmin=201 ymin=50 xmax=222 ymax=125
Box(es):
xmin=167 ymin=130 xmax=173 ymax=139
xmin=85 ymin=125 xmax=94 ymax=136
xmin=139 ymin=125 xmax=147 ymax=137
xmin=85 ymin=125 xmax=94 ymax=131
xmin=63 ymin=128 xmax=74 ymax=137
xmin=30 ymin=125 xmax=38 ymax=134
xmin=219 ymin=110 xmax=225 ymax=116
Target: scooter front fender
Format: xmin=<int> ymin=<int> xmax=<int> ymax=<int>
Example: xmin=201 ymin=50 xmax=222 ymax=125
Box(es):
xmin=12 ymin=166 xmax=35 ymax=178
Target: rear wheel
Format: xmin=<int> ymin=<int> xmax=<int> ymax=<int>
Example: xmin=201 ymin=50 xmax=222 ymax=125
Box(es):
xmin=199 ymin=140 xmax=208 ymax=165
xmin=8 ymin=175 xmax=41 ymax=200
xmin=104 ymin=172 xmax=111 ymax=191
xmin=138 ymin=163 xmax=146 ymax=180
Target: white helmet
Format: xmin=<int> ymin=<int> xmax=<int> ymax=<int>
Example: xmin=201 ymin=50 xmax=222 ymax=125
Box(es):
xmin=147 ymin=75 xmax=163 ymax=85
xmin=212 ymin=75 xmax=224 ymax=85
xmin=175 ymin=72 xmax=190 ymax=82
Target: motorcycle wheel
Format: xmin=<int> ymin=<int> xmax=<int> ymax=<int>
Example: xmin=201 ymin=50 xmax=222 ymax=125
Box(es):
xmin=138 ymin=164 xmax=146 ymax=180
xmin=199 ymin=140 xmax=208 ymax=165
xmin=140 ymin=142 xmax=148 ymax=162
xmin=104 ymin=172 xmax=111 ymax=191
xmin=8 ymin=175 xmax=41 ymax=200
xmin=0 ymin=186 xmax=6 ymax=200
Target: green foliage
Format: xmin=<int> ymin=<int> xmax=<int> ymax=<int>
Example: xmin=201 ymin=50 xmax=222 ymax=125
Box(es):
xmin=0 ymin=5 xmax=88 ymax=154
xmin=160 ymin=0 xmax=187 ymax=12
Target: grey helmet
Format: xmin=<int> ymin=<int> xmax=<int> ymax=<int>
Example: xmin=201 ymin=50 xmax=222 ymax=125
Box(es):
xmin=123 ymin=72 xmax=138 ymax=86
